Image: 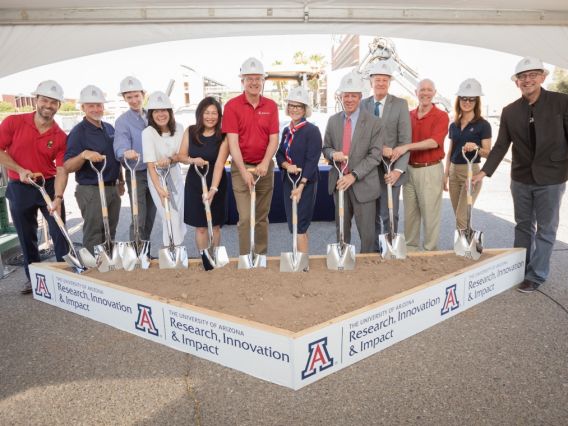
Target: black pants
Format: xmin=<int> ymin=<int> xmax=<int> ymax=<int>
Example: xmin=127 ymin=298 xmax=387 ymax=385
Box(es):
xmin=6 ymin=179 xmax=68 ymax=279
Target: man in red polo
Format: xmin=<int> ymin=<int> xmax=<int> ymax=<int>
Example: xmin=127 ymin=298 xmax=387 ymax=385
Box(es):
xmin=391 ymin=79 xmax=449 ymax=251
xmin=0 ymin=80 xmax=69 ymax=293
xmin=222 ymin=57 xmax=279 ymax=255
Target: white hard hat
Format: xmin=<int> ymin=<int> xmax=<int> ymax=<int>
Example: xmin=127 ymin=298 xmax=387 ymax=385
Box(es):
xmin=368 ymin=60 xmax=394 ymax=77
xmin=286 ymin=86 xmax=312 ymax=118
xmin=79 ymin=85 xmax=107 ymax=104
xmin=146 ymin=91 xmax=173 ymax=110
xmin=338 ymin=71 xmax=366 ymax=94
xmin=118 ymin=76 xmax=144 ymax=96
xmin=511 ymin=57 xmax=549 ymax=81
xmin=31 ymin=80 xmax=64 ymax=102
xmin=456 ymin=78 xmax=484 ymax=97
xmin=239 ymin=57 xmax=266 ymax=77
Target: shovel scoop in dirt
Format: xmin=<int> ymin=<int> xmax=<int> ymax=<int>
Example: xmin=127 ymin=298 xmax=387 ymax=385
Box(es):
xmin=155 ymin=164 xmax=188 ymax=269
xmin=326 ymin=159 xmax=356 ymax=271
xmin=88 ymin=158 xmax=123 ymax=272
xmin=454 ymin=147 xmax=484 ymax=260
xmin=28 ymin=174 xmax=88 ymax=273
xmin=280 ymin=168 xmax=309 ymax=272
xmin=195 ymin=162 xmax=229 ymax=270
xmin=378 ymin=159 xmax=407 ymax=260
xmin=238 ymin=168 xmax=266 ymax=269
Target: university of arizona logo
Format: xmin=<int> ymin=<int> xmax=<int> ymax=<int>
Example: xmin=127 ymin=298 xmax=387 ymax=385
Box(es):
xmin=301 ymin=337 xmax=334 ymax=380
xmin=135 ymin=304 xmax=158 ymax=336
xmin=441 ymin=284 xmax=460 ymax=315
xmin=34 ymin=274 xmax=51 ymax=299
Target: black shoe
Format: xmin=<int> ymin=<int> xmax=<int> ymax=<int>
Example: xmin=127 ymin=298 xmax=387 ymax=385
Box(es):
xmin=20 ymin=280 xmax=32 ymax=295
xmin=148 ymin=255 xmax=158 ymax=261
xmin=517 ymin=280 xmax=540 ymax=293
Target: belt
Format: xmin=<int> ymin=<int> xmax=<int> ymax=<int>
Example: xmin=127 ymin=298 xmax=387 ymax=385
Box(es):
xmin=82 ymin=181 xmax=116 ymax=187
xmin=409 ymin=160 xmax=441 ymax=168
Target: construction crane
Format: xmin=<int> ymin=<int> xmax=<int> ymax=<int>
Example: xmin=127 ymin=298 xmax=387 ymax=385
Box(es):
xmin=359 ymin=37 xmax=452 ymax=112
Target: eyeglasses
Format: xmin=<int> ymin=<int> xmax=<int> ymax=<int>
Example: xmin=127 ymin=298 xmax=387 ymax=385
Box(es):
xmin=459 ymin=97 xmax=477 ymax=103
xmin=288 ymin=103 xmax=305 ymax=110
xmin=516 ymin=71 xmax=543 ymax=81
xmin=244 ymin=77 xmax=263 ymax=83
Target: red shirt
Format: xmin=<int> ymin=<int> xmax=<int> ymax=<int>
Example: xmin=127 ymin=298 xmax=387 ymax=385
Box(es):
xmin=409 ymin=104 xmax=449 ymax=164
xmin=221 ymin=93 xmax=279 ymax=164
xmin=0 ymin=112 xmax=67 ymax=180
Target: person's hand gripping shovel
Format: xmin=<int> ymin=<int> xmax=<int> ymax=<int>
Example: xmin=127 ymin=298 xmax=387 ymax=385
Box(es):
xmin=280 ymin=168 xmax=309 ymax=272
xmin=195 ymin=162 xmax=229 ymax=270
xmin=155 ymin=163 xmax=188 ymax=269
xmin=326 ymin=157 xmax=356 ymax=270
xmin=238 ymin=168 xmax=266 ymax=269
xmin=119 ymin=155 xmax=151 ymax=271
xmin=27 ymin=173 xmax=88 ymax=273
xmin=454 ymin=146 xmax=484 ymax=260
xmin=88 ymin=158 xmax=123 ymax=272
xmin=378 ymin=158 xmax=407 ymax=259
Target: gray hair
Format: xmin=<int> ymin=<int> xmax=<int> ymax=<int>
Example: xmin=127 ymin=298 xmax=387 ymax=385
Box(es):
xmin=417 ymin=78 xmax=436 ymax=91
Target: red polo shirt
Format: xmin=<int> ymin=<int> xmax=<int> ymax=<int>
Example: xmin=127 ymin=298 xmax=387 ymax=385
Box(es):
xmin=0 ymin=112 xmax=67 ymax=180
xmin=221 ymin=93 xmax=279 ymax=164
xmin=409 ymin=104 xmax=449 ymax=164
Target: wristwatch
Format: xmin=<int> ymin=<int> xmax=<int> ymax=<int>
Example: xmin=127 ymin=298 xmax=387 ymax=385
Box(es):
xmin=351 ymin=170 xmax=360 ymax=181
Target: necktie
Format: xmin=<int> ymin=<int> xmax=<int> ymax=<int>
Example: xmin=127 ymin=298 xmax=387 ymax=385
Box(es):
xmin=374 ymin=101 xmax=381 ymax=117
xmin=342 ymin=117 xmax=351 ymax=172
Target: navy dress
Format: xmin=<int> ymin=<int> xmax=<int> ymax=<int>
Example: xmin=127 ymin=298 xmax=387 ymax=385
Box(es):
xmin=184 ymin=132 xmax=228 ymax=227
xmin=275 ymin=119 xmax=322 ymax=234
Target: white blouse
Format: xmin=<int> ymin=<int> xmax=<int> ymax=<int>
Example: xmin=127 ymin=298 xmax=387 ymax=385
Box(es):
xmin=142 ymin=122 xmax=184 ymax=163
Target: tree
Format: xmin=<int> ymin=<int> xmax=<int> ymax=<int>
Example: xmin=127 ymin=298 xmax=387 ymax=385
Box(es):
xmin=60 ymin=101 xmax=78 ymax=112
xmin=293 ymin=51 xmax=307 ymax=65
xmin=547 ymin=67 xmax=568 ymax=94
xmin=0 ymin=101 xmax=15 ymax=112
xmin=308 ymin=54 xmax=327 ymax=109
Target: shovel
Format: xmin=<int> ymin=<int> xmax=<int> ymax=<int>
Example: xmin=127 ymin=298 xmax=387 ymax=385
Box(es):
xmin=378 ymin=159 xmax=407 ymax=260
xmin=326 ymin=159 xmax=356 ymax=270
xmin=454 ymin=147 xmax=484 ymax=260
xmin=155 ymin=164 xmax=188 ymax=269
xmin=28 ymin=174 xmax=88 ymax=273
xmin=195 ymin=162 xmax=229 ymax=270
xmin=120 ymin=156 xmax=151 ymax=271
xmin=280 ymin=168 xmax=309 ymax=272
xmin=238 ymin=168 xmax=266 ymax=269
xmin=89 ymin=158 xmax=123 ymax=272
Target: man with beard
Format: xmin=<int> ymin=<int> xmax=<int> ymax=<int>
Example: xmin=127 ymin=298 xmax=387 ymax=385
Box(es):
xmin=64 ymin=85 xmax=124 ymax=255
xmin=0 ymin=80 xmax=69 ymax=294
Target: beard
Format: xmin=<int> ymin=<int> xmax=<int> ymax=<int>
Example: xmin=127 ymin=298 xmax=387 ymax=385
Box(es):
xmin=36 ymin=106 xmax=57 ymax=120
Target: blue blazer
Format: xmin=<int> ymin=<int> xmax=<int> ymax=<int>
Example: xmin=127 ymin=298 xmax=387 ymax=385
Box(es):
xmin=276 ymin=120 xmax=322 ymax=183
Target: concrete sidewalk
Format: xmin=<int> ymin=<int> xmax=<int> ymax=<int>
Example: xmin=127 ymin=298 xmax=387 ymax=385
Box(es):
xmin=1 ymin=161 xmax=567 ymax=425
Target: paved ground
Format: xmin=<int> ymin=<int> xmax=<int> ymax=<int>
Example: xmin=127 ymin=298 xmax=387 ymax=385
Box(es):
xmin=1 ymin=159 xmax=567 ymax=425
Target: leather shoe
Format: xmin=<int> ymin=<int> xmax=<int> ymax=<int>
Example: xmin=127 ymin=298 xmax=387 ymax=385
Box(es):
xmin=20 ymin=280 xmax=32 ymax=295
xmin=517 ymin=279 xmax=540 ymax=293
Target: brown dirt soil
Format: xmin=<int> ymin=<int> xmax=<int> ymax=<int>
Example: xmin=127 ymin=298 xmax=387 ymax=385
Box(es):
xmin=82 ymin=252 xmax=494 ymax=332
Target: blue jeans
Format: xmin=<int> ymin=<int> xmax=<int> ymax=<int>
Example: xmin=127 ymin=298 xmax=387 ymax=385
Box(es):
xmin=510 ymin=180 xmax=566 ymax=284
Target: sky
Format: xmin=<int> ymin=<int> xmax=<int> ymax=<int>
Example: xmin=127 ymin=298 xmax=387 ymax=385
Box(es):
xmin=0 ymin=33 xmax=547 ymax=115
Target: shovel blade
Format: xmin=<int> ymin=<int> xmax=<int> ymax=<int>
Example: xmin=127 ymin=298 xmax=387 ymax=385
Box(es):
xmin=95 ymin=243 xmax=123 ymax=272
xmin=62 ymin=253 xmax=87 ymax=273
xmin=238 ymin=253 xmax=267 ymax=269
xmin=137 ymin=240 xmax=151 ymax=270
xmin=378 ymin=233 xmax=407 ymax=260
xmin=201 ymin=246 xmax=229 ymax=271
xmin=117 ymin=241 xmax=139 ymax=271
xmin=159 ymin=246 xmax=188 ymax=269
xmin=454 ymin=229 xmax=484 ymax=261
xmin=326 ymin=243 xmax=356 ymax=270
xmin=78 ymin=248 xmax=98 ymax=269
xmin=280 ymin=252 xmax=309 ymax=272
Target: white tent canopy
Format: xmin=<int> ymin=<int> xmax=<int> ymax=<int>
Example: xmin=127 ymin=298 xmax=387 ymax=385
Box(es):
xmin=1 ymin=1 xmax=567 ymax=78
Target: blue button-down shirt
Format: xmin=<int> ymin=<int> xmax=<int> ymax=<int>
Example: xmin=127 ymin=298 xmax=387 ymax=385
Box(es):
xmin=113 ymin=108 xmax=148 ymax=171
xmin=65 ymin=118 xmax=120 ymax=185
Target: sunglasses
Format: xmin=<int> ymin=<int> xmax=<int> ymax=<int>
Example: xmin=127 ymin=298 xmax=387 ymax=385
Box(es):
xmin=459 ymin=97 xmax=477 ymax=103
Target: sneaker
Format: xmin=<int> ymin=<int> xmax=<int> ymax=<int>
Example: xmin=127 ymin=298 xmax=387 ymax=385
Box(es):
xmin=517 ymin=280 xmax=540 ymax=293
xmin=20 ymin=280 xmax=32 ymax=295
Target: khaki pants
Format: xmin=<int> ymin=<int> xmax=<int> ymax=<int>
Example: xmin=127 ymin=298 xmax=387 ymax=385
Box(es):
xmin=448 ymin=163 xmax=481 ymax=230
xmin=403 ymin=162 xmax=443 ymax=251
xmin=231 ymin=162 xmax=274 ymax=255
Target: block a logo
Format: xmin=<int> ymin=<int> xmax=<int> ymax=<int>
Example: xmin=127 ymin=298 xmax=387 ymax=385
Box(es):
xmin=441 ymin=284 xmax=460 ymax=316
xmin=34 ymin=273 xmax=51 ymax=299
xmin=135 ymin=304 xmax=159 ymax=336
xmin=301 ymin=337 xmax=334 ymax=380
